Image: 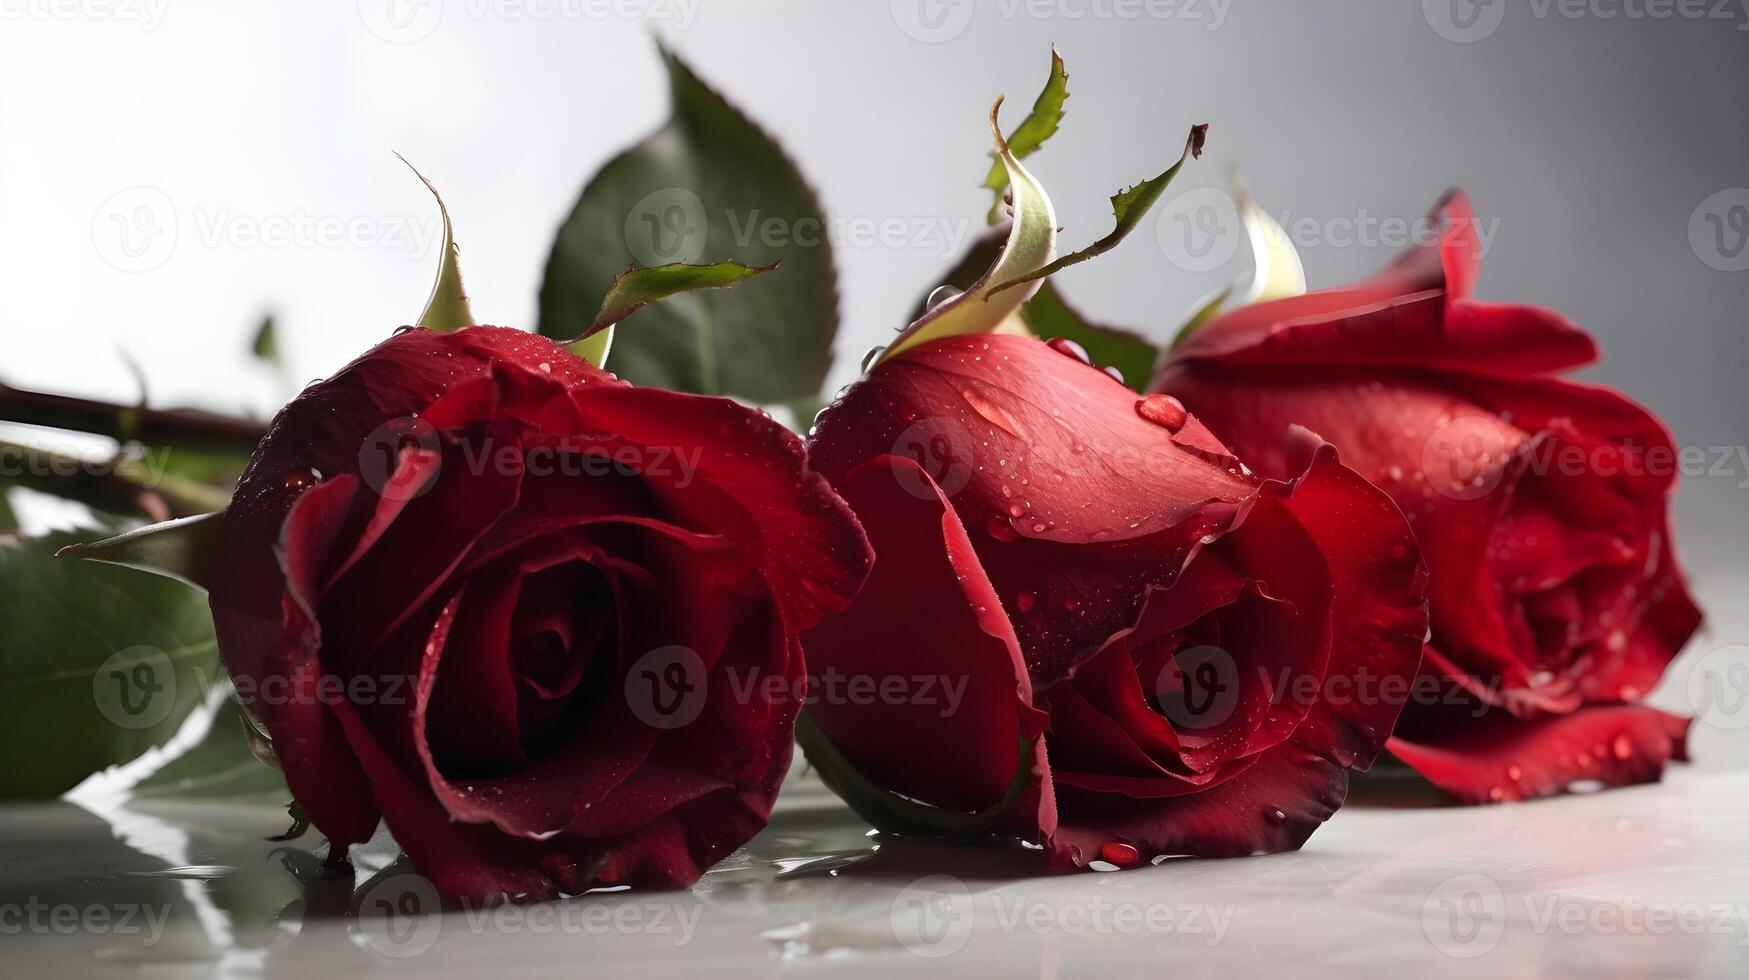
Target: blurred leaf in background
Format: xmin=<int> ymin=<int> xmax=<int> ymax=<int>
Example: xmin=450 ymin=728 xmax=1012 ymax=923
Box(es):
xmin=129 ymin=695 xmax=287 ymax=802
xmin=0 ymin=527 xmax=222 ymax=798
xmin=539 ymin=45 xmax=838 ymax=404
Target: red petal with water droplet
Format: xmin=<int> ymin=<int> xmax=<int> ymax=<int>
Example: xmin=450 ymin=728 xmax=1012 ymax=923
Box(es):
xmin=1387 ymin=704 xmax=1691 ymax=803
xmin=811 ymin=333 xmax=1255 ymax=687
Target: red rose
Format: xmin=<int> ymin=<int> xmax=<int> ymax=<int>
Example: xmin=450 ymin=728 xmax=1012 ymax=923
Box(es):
xmin=209 ymin=326 xmax=871 ymax=901
xmin=802 ymin=333 xmax=1427 ymax=866
xmin=1152 ymin=192 xmax=1703 ymax=803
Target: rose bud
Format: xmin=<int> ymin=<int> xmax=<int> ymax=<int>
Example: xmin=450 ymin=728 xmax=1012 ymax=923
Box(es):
xmin=801 ymin=332 xmax=1428 ymax=867
xmin=209 ymin=325 xmax=871 ymax=901
xmin=1151 ymin=191 xmax=1703 ymax=803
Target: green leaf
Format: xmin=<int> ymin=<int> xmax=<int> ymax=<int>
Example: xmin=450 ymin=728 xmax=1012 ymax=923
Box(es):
xmin=129 ymin=692 xmax=288 ymax=802
xmin=539 ymin=45 xmax=837 ymax=401
xmin=909 ymin=227 xmax=1157 ymax=388
xmin=401 ymin=156 xmax=474 ymax=333
xmin=990 ymin=123 xmax=1208 ymax=296
xmin=0 ymin=529 xmax=221 ymax=798
xmin=251 ymin=315 xmax=279 ymax=363
xmin=566 ymin=260 xmax=779 ymax=368
xmin=981 ymin=48 xmax=1069 ymax=225
xmin=880 ymin=98 xmax=1059 ymax=364
xmin=797 ymin=712 xmax=1031 ymax=838
xmin=57 ymin=512 xmax=222 ymax=592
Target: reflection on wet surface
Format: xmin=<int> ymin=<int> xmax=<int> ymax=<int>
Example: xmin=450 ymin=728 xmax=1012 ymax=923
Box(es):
xmin=2 ymin=768 xmax=1746 ymax=978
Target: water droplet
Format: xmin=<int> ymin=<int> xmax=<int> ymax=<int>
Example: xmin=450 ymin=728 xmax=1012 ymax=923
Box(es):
xmin=1007 ymin=502 xmax=1026 ymax=519
xmin=925 ymin=285 xmax=962 ymax=310
xmin=1046 ymin=337 xmax=1091 ymax=363
xmin=1263 ymin=808 xmax=1286 ymax=825
xmin=1101 ymin=365 xmax=1126 ymax=385
xmin=1488 ymin=786 xmax=1506 ymax=801
xmin=859 ymin=346 xmax=886 ymax=373
xmin=278 ymin=466 xmax=323 ymax=495
xmin=1612 ymin=734 xmax=1634 ymax=760
xmin=1099 ymin=842 xmax=1140 ymax=867
xmin=1015 ymin=590 xmax=1037 ymax=613
xmin=1507 ymin=764 xmax=1523 ymax=781
xmin=1135 ymin=394 xmax=1187 ymax=431
xmin=538 ymin=361 xmax=552 ymax=373
xmin=961 ymin=387 xmax=1020 ymax=437
xmin=392 ymin=325 xmax=417 ymax=335
xmin=987 ymin=517 xmax=1019 ymax=542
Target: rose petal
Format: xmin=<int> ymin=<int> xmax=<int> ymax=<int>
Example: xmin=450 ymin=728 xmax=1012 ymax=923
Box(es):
xmin=1047 ymin=743 xmax=1348 ymax=867
xmin=1260 ymin=432 xmax=1430 ymax=767
xmin=1163 ymin=192 xmax=1597 ymax=379
xmin=569 ymin=384 xmax=872 ymax=631
xmin=1387 ymin=704 xmax=1691 ymax=803
xmin=814 ymin=334 xmax=1256 ymax=687
xmin=801 ymin=454 xmax=1050 ymax=816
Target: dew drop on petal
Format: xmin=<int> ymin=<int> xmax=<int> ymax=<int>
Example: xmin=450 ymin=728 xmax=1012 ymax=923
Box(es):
xmin=1101 ymin=365 xmax=1126 ymax=385
xmin=925 ymin=285 xmax=962 ymax=311
xmin=1613 ymin=734 xmax=1634 ymax=760
xmin=1135 ymin=394 xmax=1187 ymax=432
xmin=1045 ymin=337 xmax=1091 ymax=364
xmin=278 ymin=466 xmax=323 ymax=496
xmin=987 ymin=516 xmax=1019 ymax=542
xmin=1099 ymin=842 xmax=1140 ymax=868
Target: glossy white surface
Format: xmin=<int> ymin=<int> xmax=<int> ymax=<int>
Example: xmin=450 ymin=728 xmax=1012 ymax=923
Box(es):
xmin=2 ymin=764 xmax=1746 ymax=978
